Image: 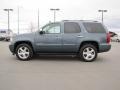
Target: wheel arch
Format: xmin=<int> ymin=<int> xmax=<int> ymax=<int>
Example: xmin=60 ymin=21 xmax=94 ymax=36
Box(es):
xmin=79 ymin=41 xmax=99 ymax=52
xmin=14 ymin=41 xmax=34 ymax=53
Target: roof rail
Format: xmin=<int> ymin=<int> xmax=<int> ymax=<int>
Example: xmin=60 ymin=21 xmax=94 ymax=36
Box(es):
xmin=62 ymin=20 xmax=98 ymax=22
xmin=79 ymin=20 xmax=98 ymax=22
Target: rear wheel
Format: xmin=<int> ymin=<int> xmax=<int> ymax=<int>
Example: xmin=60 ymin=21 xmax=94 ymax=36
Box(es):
xmin=16 ymin=44 xmax=33 ymax=61
xmin=79 ymin=44 xmax=97 ymax=62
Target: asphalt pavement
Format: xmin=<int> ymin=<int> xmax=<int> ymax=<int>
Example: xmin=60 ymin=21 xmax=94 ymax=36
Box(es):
xmin=0 ymin=41 xmax=120 ymax=90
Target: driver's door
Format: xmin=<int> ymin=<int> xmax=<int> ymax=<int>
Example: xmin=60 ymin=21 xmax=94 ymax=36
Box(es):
xmin=35 ymin=23 xmax=62 ymax=53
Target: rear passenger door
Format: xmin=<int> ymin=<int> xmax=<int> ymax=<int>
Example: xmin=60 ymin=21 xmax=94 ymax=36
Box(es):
xmin=62 ymin=22 xmax=82 ymax=53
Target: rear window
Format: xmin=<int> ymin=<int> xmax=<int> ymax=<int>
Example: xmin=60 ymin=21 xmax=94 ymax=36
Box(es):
xmin=83 ymin=22 xmax=106 ymax=33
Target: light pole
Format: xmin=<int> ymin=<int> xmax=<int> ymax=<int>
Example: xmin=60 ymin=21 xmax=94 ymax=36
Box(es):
xmin=50 ymin=8 xmax=60 ymax=23
xmin=3 ymin=9 xmax=13 ymax=34
xmin=38 ymin=8 xmax=40 ymax=30
xmin=18 ymin=7 xmax=19 ymax=34
xmin=98 ymin=10 xmax=107 ymax=23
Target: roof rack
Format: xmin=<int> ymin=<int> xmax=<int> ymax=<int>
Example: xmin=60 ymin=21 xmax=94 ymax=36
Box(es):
xmin=62 ymin=20 xmax=98 ymax=22
xmin=80 ymin=20 xmax=98 ymax=22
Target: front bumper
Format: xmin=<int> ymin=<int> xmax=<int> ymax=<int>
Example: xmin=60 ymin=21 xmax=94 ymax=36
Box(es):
xmin=99 ymin=43 xmax=111 ymax=53
xmin=9 ymin=44 xmax=15 ymax=54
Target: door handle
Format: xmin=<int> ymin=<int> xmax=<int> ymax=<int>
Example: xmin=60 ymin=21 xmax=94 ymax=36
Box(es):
xmin=55 ymin=36 xmax=61 ymax=39
xmin=77 ymin=35 xmax=84 ymax=38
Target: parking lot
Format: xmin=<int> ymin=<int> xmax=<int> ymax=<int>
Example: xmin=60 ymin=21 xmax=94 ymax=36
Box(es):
xmin=0 ymin=41 xmax=120 ymax=90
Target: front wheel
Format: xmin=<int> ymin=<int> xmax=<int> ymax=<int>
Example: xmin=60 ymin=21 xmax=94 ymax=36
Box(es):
xmin=79 ymin=44 xmax=97 ymax=62
xmin=16 ymin=44 xmax=33 ymax=61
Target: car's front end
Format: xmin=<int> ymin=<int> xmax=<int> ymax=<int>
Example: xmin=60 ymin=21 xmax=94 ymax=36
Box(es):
xmin=9 ymin=35 xmax=16 ymax=54
xmin=9 ymin=32 xmax=36 ymax=55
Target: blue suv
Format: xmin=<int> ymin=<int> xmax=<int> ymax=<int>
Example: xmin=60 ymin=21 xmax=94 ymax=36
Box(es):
xmin=9 ymin=20 xmax=111 ymax=62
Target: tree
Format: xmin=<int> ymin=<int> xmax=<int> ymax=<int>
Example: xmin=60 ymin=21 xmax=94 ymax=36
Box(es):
xmin=29 ymin=22 xmax=35 ymax=32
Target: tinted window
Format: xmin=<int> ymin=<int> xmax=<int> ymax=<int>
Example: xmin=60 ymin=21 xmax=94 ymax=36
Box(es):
xmin=64 ymin=22 xmax=81 ymax=33
xmin=83 ymin=22 xmax=106 ymax=33
xmin=42 ymin=23 xmax=60 ymax=34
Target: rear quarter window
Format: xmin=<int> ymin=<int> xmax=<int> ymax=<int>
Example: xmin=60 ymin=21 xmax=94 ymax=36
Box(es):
xmin=83 ymin=22 xmax=106 ymax=33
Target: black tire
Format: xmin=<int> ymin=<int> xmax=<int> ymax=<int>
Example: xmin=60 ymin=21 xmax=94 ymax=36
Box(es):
xmin=4 ymin=37 xmax=10 ymax=41
xmin=116 ymin=39 xmax=120 ymax=42
xmin=78 ymin=44 xmax=97 ymax=62
xmin=15 ymin=44 xmax=33 ymax=61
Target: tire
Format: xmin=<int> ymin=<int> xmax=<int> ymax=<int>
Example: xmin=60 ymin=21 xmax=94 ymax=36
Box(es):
xmin=116 ymin=39 xmax=120 ymax=42
xmin=15 ymin=44 xmax=33 ymax=61
xmin=78 ymin=44 xmax=97 ymax=62
xmin=6 ymin=39 xmax=10 ymax=42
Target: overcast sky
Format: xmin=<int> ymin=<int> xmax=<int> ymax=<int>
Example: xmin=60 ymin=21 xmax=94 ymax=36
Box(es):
xmin=0 ymin=0 xmax=120 ymax=33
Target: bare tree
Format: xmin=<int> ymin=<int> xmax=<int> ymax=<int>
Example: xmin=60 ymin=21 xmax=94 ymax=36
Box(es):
xmin=29 ymin=22 xmax=35 ymax=33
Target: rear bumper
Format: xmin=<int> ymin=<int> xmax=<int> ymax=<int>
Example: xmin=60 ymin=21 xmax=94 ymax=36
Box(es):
xmin=99 ymin=43 xmax=111 ymax=53
xmin=9 ymin=44 xmax=14 ymax=54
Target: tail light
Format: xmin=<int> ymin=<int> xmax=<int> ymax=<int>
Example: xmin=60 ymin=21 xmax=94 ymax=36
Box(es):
xmin=106 ymin=33 xmax=111 ymax=44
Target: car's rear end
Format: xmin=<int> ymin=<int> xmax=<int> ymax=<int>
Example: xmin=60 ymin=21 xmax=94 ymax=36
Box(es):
xmin=82 ymin=21 xmax=111 ymax=53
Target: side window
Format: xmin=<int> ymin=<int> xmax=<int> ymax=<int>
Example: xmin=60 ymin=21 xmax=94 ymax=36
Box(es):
xmin=42 ymin=23 xmax=61 ymax=34
xmin=64 ymin=22 xmax=81 ymax=33
xmin=83 ymin=22 xmax=106 ymax=33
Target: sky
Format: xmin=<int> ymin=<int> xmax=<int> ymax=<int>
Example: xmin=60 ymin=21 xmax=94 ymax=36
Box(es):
xmin=0 ymin=0 xmax=120 ymax=33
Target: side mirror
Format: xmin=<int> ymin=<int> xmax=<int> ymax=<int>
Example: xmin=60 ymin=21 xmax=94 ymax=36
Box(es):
xmin=39 ymin=31 xmax=45 ymax=34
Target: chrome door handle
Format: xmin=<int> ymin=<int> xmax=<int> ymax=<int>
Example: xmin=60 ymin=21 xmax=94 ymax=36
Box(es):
xmin=55 ymin=36 xmax=61 ymax=39
xmin=77 ymin=35 xmax=84 ymax=38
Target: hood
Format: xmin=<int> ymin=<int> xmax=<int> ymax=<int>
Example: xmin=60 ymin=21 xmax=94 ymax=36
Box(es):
xmin=13 ymin=32 xmax=36 ymax=42
xmin=17 ymin=32 xmax=35 ymax=38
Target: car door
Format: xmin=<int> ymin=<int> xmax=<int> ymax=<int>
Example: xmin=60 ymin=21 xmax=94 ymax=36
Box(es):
xmin=62 ymin=22 xmax=82 ymax=53
xmin=35 ymin=23 xmax=62 ymax=53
